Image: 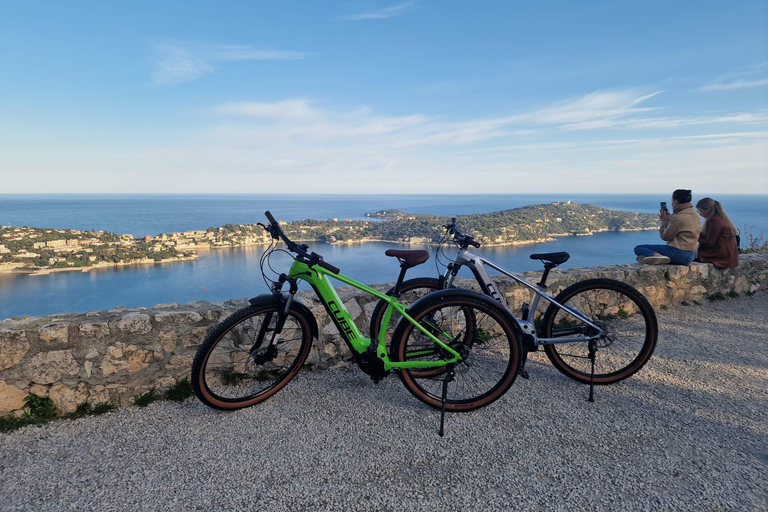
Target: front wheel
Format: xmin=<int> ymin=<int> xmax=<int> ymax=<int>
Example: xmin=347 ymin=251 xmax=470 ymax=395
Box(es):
xmin=541 ymin=278 xmax=658 ymax=385
xmin=192 ymin=303 xmax=313 ymax=410
xmin=392 ymin=291 xmax=523 ymax=411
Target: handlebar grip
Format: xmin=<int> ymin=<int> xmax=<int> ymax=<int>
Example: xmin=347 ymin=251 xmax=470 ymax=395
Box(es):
xmin=469 ymin=239 xmax=480 ymax=248
xmin=265 ymin=211 xmax=277 ymax=224
xmin=317 ymin=260 xmax=340 ymax=274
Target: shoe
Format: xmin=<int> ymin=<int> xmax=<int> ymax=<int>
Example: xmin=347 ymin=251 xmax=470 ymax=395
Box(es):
xmin=643 ymin=255 xmax=671 ymax=265
xmin=636 ymin=256 xmax=647 ymax=263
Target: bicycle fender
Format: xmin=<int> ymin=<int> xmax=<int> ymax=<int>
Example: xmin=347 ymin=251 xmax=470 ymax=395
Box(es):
xmin=248 ymin=294 xmax=319 ymax=340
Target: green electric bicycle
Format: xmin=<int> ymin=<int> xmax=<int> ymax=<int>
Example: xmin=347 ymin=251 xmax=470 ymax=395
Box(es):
xmin=191 ymin=212 xmax=524 ymax=435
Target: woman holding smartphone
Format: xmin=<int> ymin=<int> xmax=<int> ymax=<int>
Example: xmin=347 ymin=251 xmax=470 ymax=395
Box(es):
xmin=634 ymin=189 xmax=701 ymax=265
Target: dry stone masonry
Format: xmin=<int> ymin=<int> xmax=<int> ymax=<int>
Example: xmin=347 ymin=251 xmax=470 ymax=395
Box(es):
xmin=1 ymin=254 xmax=766 ymax=417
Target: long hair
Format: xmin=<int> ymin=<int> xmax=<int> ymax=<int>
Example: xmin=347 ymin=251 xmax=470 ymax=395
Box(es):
xmin=696 ymin=197 xmax=737 ymax=236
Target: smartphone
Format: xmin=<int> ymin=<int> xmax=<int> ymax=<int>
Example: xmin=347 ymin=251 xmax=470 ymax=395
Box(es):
xmin=660 ymin=201 xmax=668 ymax=212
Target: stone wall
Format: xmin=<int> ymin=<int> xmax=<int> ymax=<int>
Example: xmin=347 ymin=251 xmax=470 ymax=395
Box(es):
xmin=2 ymin=253 xmax=767 ymax=417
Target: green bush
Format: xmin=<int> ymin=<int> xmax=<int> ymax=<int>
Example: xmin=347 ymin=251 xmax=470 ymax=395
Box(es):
xmin=0 ymin=395 xmax=58 ymax=433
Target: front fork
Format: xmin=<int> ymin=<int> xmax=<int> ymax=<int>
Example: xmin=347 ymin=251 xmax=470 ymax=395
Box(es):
xmin=250 ymin=274 xmax=298 ymax=364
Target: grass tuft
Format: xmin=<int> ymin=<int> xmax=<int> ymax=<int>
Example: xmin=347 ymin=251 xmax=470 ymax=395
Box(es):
xmin=133 ymin=389 xmax=158 ymax=407
xmin=164 ymin=378 xmax=193 ymax=402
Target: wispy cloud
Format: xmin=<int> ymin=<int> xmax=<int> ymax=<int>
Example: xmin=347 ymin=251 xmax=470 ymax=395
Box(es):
xmin=6 ymin=90 xmax=766 ymax=193
xmin=698 ymin=63 xmax=768 ymax=92
xmin=151 ymin=41 xmax=312 ymax=85
xmin=699 ymin=79 xmax=768 ymax=91
xmin=341 ymin=2 xmax=416 ymax=21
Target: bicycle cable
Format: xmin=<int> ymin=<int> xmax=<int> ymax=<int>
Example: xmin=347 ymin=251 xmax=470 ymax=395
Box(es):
xmin=433 ymin=227 xmax=455 ymax=274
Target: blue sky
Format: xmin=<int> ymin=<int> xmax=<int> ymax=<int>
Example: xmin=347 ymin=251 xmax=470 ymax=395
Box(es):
xmin=1 ymin=1 xmax=767 ymax=194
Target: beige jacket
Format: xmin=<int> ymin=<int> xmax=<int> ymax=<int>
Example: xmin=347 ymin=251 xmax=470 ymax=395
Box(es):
xmin=660 ymin=203 xmax=701 ymax=252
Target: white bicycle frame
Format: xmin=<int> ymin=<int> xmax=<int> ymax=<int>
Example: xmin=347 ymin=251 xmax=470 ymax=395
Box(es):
xmin=442 ymin=247 xmax=605 ymax=346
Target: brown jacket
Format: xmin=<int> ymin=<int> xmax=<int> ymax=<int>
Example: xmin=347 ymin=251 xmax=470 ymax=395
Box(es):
xmin=696 ymin=215 xmax=739 ymax=268
xmin=660 ymin=203 xmax=700 ymax=252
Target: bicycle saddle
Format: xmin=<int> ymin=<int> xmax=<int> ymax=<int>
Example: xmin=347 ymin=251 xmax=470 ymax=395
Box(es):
xmin=529 ymin=252 xmax=570 ymax=265
xmin=385 ymin=249 xmax=430 ymax=268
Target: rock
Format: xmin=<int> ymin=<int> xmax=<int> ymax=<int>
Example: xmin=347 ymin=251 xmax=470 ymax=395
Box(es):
xmin=39 ymin=323 xmax=69 ymax=344
xmin=344 ymin=299 xmax=363 ymax=321
xmin=154 ymin=311 xmax=203 ymax=324
xmin=27 ymin=350 xmax=80 ymax=384
xmin=79 ymin=322 xmax=110 ymax=338
xmin=180 ymin=327 xmax=208 ymax=348
xmin=165 ymin=354 xmax=194 ymax=373
xmin=116 ymin=313 xmax=152 ymax=335
xmin=0 ymin=380 xmax=28 ymax=413
xmin=29 ymin=384 xmax=49 ymax=397
xmin=88 ymin=385 xmax=111 ymax=405
xmin=0 ymin=329 xmax=30 ymax=370
xmin=102 ymin=343 xmax=156 ymax=376
xmin=158 ymin=330 xmax=178 ymax=352
xmin=49 ymin=383 xmax=88 ymax=414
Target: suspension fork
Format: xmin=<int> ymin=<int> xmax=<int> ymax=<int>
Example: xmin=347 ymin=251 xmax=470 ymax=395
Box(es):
xmin=251 ymin=274 xmax=298 ymax=354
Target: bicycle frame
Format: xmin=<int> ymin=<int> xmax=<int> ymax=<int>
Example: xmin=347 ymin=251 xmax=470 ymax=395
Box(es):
xmin=286 ymin=258 xmax=463 ymax=371
xmin=442 ymin=247 xmax=604 ymax=346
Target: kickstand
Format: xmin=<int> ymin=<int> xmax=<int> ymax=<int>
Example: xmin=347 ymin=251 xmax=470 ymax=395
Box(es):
xmin=439 ymin=364 xmax=455 ymax=437
xmin=519 ymin=349 xmax=530 ymax=380
xmin=587 ymin=339 xmax=597 ymax=403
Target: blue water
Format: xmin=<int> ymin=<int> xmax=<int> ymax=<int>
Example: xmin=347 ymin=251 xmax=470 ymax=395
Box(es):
xmin=1 ymin=194 xmax=766 ymax=319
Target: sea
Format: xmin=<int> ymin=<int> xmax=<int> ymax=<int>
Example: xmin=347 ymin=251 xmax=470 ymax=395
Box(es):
xmin=1 ymin=193 xmax=766 ymax=320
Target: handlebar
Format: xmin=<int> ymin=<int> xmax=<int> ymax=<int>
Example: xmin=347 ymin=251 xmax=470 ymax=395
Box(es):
xmin=444 ymin=217 xmax=480 ymax=248
xmin=262 ymin=211 xmax=340 ymax=274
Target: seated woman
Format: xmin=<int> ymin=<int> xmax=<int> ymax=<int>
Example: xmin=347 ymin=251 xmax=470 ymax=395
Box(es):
xmin=634 ymin=189 xmax=701 ymax=265
xmin=695 ymin=198 xmax=739 ymax=268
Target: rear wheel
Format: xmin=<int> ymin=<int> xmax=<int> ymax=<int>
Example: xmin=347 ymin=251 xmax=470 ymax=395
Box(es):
xmin=392 ymin=292 xmax=522 ymax=411
xmin=192 ymin=303 xmax=313 ymax=409
xmin=542 ymin=278 xmax=657 ymax=384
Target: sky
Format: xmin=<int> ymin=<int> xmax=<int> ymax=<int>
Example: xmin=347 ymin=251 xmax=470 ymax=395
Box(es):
xmin=1 ymin=1 xmax=767 ymax=194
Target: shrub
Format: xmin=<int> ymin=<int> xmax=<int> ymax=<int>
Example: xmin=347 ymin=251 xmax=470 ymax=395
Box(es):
xmin=739 ymin=226 xmax=768 ymax=254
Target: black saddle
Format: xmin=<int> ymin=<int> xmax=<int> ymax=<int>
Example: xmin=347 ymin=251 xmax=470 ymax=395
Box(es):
xmin=385 ymin=249 xmax=430 ymax=268
xmin=529 ymin=252 xmax=570 ymax=265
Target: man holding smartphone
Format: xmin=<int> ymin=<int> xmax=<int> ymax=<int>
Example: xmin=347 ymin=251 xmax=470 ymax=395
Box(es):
xmin=634 ymin=189 xmax=701 ymax=265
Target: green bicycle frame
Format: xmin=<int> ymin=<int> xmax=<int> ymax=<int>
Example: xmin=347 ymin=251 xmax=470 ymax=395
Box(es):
xmin=287 ymin=258 xmax=463 ymax=371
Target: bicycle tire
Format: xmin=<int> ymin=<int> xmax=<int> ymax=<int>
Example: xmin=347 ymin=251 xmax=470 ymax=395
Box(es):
xmin=392 ymin=290 xmax=523 ymax=411
xmin=369 ymin=277 xmax=442 ymax=341
xmin=541 ymin=278 xmax=658 ymax=385
xmin=192 ymin=303 xmax=313 ymax=410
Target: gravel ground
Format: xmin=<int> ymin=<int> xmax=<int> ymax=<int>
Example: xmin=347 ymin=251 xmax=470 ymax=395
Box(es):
xmin=1 ymin=292 xmax=767 ymax=511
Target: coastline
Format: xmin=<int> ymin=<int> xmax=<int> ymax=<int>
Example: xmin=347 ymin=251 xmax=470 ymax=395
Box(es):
xmin=1 ymin=255 xmax=199 ymax=276
xmin=0 ymin=226 xmax=659 ymax=274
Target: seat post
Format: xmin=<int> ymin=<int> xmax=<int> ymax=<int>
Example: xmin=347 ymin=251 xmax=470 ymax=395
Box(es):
xmin=392 ymin=262 xmax=410 ymax=296
xmin=537 ymin=262 xmax=556 ymax=288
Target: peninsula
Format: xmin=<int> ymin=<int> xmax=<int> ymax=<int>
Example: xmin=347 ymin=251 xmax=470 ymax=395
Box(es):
xmin=0 ymin=203 xmax=658 ymax=273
